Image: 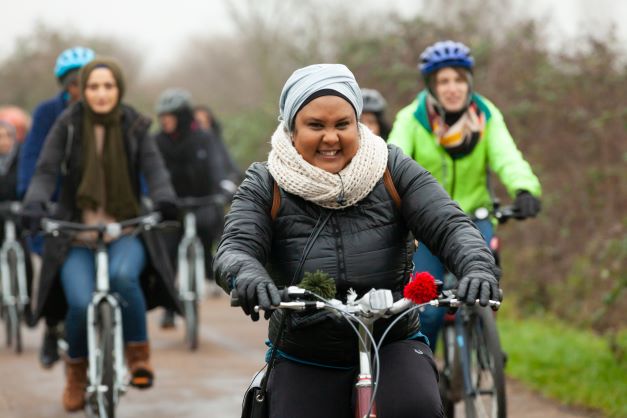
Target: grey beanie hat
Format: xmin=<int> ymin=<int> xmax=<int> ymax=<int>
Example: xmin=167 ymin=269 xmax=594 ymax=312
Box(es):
xmin=155 ymin=88 xmax=192 ymax=115
xmin=279 ymin=64 xmax=363 ymax=130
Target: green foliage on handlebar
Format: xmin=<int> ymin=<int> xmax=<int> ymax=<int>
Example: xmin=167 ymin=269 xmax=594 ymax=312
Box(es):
xmin=300 ymin=270 xmax=336 ymax=300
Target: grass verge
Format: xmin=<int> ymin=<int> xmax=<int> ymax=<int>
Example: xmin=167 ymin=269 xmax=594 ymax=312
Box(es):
xmin=498 ymin=308 xmax=626 ymax=418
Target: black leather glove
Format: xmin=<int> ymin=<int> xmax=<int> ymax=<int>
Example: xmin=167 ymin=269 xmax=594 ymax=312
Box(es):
xmin=233 ymin=274 xmax=281 ymax=321
xmin=154 ymin=200 xmax=178 ymax=221
xmin=513 ymin=191 xmax=541 ymax=219
xmin=21 ymin=201 xmax=48 ymax=234
xmin=456 ymin=271 xmax=500 ymax=307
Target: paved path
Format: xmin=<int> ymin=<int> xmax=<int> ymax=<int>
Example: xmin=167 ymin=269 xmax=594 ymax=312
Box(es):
xmin=0 ymin=295 xmax=602 ymax=417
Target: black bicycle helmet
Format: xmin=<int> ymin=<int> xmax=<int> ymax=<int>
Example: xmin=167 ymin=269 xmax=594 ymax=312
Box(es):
xmin=361 ymin=88 xmax=387 ymax=113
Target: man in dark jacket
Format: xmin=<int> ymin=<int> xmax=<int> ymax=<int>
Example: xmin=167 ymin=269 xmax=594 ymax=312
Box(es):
xmin=17 ymin=46 xmax=95 ymax=369
xmin=153 ymin=89 xmax=230 ymax=327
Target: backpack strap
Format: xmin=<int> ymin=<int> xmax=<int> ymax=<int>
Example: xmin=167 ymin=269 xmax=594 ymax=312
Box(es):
xmin=383 ymin=168 xmax=401 ymax=209
xmin=60 ymin=124 xmax=74 ymax=176
xmin=271 ymin=180 xmax=281 ymax=221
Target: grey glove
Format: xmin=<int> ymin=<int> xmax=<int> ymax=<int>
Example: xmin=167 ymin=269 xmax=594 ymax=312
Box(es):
xmin=457 ymin=272 xmax=500 ymax=306
xmin=233 ymin=274 xmax=281 ymax=321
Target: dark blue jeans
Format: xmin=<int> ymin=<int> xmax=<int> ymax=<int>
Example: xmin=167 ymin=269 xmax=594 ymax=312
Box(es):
xmin=414 ymin=219 xmax=493 ymax=351
xmin=60 ymin=235 xmax=147 ymax=359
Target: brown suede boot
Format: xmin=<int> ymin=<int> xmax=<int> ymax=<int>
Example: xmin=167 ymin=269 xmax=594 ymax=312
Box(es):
xmin=125 ymin=341 xmax=154 ymax=389
xmin=62 ymin=357 xmax=87 ymax=412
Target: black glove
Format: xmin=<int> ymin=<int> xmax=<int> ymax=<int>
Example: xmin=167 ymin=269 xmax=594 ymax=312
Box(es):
xmin=456 ymin=272 xmax=500 ymax=307
xmin=513 ymin=191 xmax=541 ymax=219
xmin=21 ymin=201 xmax=48 ymax=234
xmin=233 ymin=274 xmax=281 ymax=321
xmin=154 ymin=200 xmax=178 ymax=221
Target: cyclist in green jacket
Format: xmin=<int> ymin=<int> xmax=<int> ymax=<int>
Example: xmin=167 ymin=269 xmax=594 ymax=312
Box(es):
xmin=388 ymin=40 xmax=542 ymax=350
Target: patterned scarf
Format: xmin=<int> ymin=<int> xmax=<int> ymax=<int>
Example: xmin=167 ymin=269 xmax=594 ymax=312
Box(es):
xmin=427 ymin=94 xmax=485 ymax=158
xmin=268 ymin=122 xmax=388 ymax=209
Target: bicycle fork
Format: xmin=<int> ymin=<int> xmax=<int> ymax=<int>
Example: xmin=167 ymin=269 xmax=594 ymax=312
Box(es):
xmin=177 ymin=212 xmax=205 ymax=301
xmin=455 ymin=311 xmax=476 ymax=399
xmin=86 ymin=296 xmax=126 ymax=394
xmin=355 ymin=324 xmax=377 ymax=418
xmin=0 ymin=220 xmax=29 ymax=310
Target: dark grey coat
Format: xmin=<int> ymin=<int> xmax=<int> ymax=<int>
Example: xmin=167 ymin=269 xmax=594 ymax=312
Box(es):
xmin=24 ymin=102 xmax=180 ymax=324
xmin=214 ymin=144 xmax=499 ymax=367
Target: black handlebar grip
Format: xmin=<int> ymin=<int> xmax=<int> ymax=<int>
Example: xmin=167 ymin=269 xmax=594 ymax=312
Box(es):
xmin=230 ymin=289 xmax=240 ymax=307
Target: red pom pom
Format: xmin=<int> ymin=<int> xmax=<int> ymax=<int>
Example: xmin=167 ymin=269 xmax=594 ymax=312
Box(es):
xmin=403 ymin=272 xmax=437 ymax=304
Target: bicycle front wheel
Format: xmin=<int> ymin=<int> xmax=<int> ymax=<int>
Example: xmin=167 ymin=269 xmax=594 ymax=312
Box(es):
xmin=184 ymin=246 xmax=199 ymax=351
xmin=96 ymin=302 xmax=117 ymax=418
xmin=463 ymin=307 xmax=507 ymax=418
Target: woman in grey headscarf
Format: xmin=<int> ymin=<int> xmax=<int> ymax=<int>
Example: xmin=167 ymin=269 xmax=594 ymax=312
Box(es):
xmin=214 ymin=64 xmax=500 ymax=417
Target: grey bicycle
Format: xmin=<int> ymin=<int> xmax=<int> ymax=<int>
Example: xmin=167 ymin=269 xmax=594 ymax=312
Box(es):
xmin=42 ymin=213 xmax=161 ymax=418
xmin=0 ymin=201 xmax=29 ymax=354
xmin=176 ymin=195 xmax=225 ymax=351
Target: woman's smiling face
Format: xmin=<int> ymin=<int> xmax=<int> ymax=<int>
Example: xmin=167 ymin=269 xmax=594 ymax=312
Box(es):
xmin=292 ymin=95 xmax=359 ymax=174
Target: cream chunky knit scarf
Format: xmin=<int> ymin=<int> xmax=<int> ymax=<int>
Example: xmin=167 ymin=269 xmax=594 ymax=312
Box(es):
xmin=268 ymin=123 xmax=388 ymax=209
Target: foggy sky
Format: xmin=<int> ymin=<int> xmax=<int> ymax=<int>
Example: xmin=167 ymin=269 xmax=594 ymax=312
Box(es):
xmin=3 ymin=0 xmax=626 ymax=71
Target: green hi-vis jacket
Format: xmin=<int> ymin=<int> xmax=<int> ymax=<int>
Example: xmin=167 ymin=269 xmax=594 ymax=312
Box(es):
xmin=388 ymin=91 xmax=541 ymax=215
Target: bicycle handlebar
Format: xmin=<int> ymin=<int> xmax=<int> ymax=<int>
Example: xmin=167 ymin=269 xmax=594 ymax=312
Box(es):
xmin=40 ymin=212 xmax=162 ymax=238
xmin=473 ymin=205 xmax=518 ymax=224
xmin=177 ymin=195 xmax=227 ymax=210
xmin=231 ymin=285 xmax=501 ymax=318
xmin=0 ymin=201 xmax=22 ymax=217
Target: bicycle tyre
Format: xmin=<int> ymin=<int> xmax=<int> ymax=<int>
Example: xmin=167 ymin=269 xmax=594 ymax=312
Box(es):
xmin=184 ymin=246 xmax=199 ymax=351
xmin=440 ymin=323 xmax=457 ymax=418
xmin=4 ymin=305 xmax=11 ymax=347
xmin=13 ymin=306 xmax=22 ymax=354
xmin=463 ymin=307 xmax=506 ymax=418
xmin=9 ymin=253 xmax=22 ymax=354
xmin=96 ymin=302 xmax=116 ymax=418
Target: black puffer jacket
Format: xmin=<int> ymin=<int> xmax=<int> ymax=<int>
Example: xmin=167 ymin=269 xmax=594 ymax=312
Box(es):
xmin=154 ymin=126 xmax=225 ymax=232
xmin=154 ymin=127 xmax=224 ymax=198
xmin=214 ymin=145 xmax=498 ymax=367
xmin=24 ymin=102 xmax=180 ymax=324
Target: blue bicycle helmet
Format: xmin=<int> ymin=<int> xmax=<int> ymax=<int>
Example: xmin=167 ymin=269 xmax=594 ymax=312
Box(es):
xmin=418 ymin=41 xmax=474 ymax=78
xmin=54 ymin=46 xmax=95 ymax=79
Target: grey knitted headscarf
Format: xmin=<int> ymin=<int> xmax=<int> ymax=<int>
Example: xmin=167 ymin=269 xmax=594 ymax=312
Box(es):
xmin=279 ymin=64 xmax=363 ymax=131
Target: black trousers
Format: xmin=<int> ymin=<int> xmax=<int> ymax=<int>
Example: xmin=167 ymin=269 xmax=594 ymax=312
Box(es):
xmin=266 ymin=340 xmax=444 ymax=418
xmin=163 ymin=224 xmax=215 ymax=280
